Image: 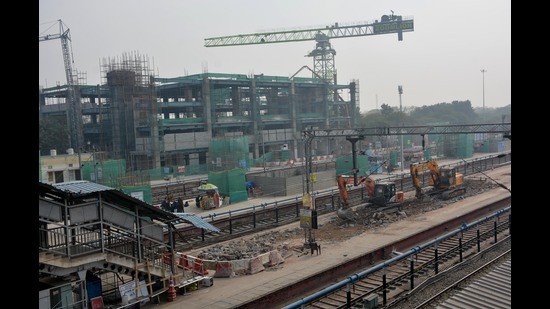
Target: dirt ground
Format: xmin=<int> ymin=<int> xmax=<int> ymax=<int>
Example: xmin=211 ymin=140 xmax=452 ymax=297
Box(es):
xmin=189 ymin=168 xmax=511 ymax=262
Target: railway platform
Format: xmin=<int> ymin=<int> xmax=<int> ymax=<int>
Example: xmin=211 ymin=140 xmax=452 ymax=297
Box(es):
xmin=142 ymin=165 xmax=511 ymax=308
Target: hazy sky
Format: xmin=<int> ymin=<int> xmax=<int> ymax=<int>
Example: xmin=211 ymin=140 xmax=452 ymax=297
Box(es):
xmin=39 ymin=0 xmax=511 ymax=112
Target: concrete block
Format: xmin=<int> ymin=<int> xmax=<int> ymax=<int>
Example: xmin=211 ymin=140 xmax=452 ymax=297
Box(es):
xmin=268 ymin=250 xmax=285 ymax=266
xmin=249 ymin=256 xmax=265 ymax=274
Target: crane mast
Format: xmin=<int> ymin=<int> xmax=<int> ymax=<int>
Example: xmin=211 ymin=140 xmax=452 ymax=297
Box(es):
xmin=39 ymin=19 xmax=83 ymax=151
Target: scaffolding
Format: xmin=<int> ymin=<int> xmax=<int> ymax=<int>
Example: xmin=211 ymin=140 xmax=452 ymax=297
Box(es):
xmin=100 ymin=52 xmax=160 ymax=171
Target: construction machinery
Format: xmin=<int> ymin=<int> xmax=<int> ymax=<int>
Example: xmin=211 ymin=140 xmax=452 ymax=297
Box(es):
xmin=365 ymin=177 xmax=404 ymax=207
xmin=337 ymin=174 xmax=364 ymax=208
xmin=409 ymin=160 xmax=466 ymax=200
xmin=205 ymin=13 xmax=414 ymax=131
xmin=337 ymin=175 xmax=404 ymax=208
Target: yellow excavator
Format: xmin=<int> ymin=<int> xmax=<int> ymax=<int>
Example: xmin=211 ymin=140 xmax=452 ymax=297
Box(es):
xmin=409 ymin=160 xmax=466 ymax=200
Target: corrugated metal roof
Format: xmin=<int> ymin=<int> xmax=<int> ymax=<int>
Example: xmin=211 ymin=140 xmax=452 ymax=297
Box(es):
xmin=52 ymin=180 xmax=114 ymax=194
xmin=173 ymin=213 xmax=221 ymax=232
xmin=40 ymin=181 xmax=184 ymax=224
xmin=437 ymin=257 xmax=511 ymax=308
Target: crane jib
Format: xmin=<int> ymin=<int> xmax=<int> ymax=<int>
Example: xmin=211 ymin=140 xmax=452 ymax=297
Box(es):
xmin=204 ymin=15 xmax=415 ymax=47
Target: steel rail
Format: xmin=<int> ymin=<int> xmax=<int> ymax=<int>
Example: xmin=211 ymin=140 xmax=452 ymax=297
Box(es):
xmin=279 ymin=203 xmax=511 ymax=309
xmin=412 ymin=248 xmax=511 ymax=309
xmin=166 ymin=155 xmax=510 ymax=251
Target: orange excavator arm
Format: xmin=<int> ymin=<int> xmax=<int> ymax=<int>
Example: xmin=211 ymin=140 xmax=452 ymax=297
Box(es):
xmin=338 ymin=175 xmax=374 ymax=207
xmin=337 ymin=176 xmax=349 ymax=207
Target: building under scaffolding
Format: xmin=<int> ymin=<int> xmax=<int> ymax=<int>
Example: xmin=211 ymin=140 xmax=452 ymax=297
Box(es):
xmin=39 ymin=52 xmax=360 ymax=180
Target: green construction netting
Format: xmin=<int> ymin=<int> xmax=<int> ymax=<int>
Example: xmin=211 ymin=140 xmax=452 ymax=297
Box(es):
xmin=207 ymin=168 xmax=248 ymax=204
xmin=209 ymin=136 xmax=250 ymax=171
xmin=206 ymin=136 xmax=251 ymax=203
xmin=335 ymin=154 xmax=369 ymax=177
xmin=454 ymin=133 xmax=474 ymax=158
xmin=120 ymin=185 xmax=153 ymax=205
xmin=442 ymin=133 xmax=474 ymax=159
xmin=81 ymin=159 xmax=126 ymax=186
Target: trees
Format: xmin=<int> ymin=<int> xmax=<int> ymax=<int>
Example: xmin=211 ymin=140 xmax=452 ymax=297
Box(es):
xmin=409 ymin=100 xmax=477 ymax=124
xmin=359 ymin=103 xmax=410 ymax=128
xmin=39 ymin=116 xmax=70 ymax=154
xmin=359 ymin=100 xmax=511 ymax=127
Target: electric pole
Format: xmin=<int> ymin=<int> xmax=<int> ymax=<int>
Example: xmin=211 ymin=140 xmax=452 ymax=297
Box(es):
xmin=481 ymin=69 xmax=486 ymax=120
xmin=398 ymin=85 xmax=404 ymax=171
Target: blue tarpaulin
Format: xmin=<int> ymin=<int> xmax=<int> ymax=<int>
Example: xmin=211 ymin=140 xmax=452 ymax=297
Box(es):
xmin=173 ymin=213 xmax=221 ymax=232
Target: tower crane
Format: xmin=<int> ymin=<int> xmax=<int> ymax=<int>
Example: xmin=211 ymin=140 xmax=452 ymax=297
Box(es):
xmin=205 ymin=13 xmax=413 ymax=129
xmin=204 ymin=13 xmax=414 ymax=88
xmin=39 ymin=19 xmax=83 ymax=152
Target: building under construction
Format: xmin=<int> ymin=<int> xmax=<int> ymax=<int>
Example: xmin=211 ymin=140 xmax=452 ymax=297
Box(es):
xmin=39 ymin=52 xmax=359 ymax=177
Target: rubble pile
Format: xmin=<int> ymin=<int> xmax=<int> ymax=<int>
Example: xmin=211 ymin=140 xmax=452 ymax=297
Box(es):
xmin=192 ymin=178 xmax=501 ymax=262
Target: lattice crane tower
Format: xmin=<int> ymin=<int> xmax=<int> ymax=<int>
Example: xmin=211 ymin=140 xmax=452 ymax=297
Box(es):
xmin=39 ymin=19 xmax=83 ymax=152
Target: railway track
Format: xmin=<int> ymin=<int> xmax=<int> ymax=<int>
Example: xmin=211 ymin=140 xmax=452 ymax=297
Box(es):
xmin=170 ymin=186 xmax=401 ymax=252
xmin=167 ymin=154 xmax=510 ymax=252
xmin=408 ymin=247 xmax=511 ymax=309
xmin=276 ymin=198 xmax=511 ymax=309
